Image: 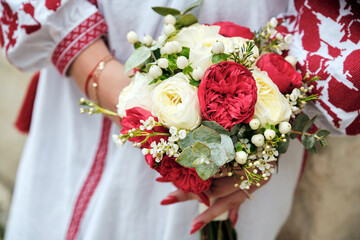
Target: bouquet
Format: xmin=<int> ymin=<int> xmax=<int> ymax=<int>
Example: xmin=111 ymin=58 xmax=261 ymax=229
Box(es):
xmin=80 ymin=1 xmax=330 ymax=239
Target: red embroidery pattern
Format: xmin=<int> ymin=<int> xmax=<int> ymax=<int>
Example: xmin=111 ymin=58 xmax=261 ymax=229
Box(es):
xmin=20 ymin=2 xmax=41 ymax=34
xmin=66 ymin=117 xmax=112 ymax=240
xmin=87 ymin=0 xmax=98 ymax=7
xmin=0 ymin=0 xmax=18 ymax=53
xmin=45 ymin=0 xmax=61 ymax=11
xmin=51 ymin=11 xmax=108 ymax=75
xmin=285 ymin=0 xmax=360 ymax=135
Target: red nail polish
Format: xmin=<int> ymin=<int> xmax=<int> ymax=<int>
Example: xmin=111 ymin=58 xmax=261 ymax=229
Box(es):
xmin=190 ymin=221 xmax=205 ymax=235
xmin=232 ymin=213 xmax=238 ymax=227
xmin=160 ymin=196 xmax=178 ymax=205
xmin=156 ymin=177 xmax=167 ymax=182
xmin=198 ymin=192 xmax=210 ymax=207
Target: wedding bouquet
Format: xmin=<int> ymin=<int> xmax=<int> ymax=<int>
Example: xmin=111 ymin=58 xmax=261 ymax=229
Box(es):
xmin=80 ymin=1 xmax=330 ymax=239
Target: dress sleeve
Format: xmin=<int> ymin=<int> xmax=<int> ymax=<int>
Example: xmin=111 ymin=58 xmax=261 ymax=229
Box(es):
xmin=0 ymin=0 xmax=108 ymax=75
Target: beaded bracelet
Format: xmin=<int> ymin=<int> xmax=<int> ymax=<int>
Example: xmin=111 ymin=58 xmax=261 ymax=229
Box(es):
xmin=84 ymin=55 xmax=116 ymax=105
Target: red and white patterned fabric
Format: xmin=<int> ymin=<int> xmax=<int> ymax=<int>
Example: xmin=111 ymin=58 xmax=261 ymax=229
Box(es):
xmin=283 ymin=0 xmax=360 ymax=135
xmin=0 ymin=0 xmax=107 ymax=75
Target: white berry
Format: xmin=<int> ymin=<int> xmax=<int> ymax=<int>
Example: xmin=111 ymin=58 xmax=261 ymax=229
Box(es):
xmin=157 ymin=58 xmax=169 ymax=69
xmin=193 ymin=67 xmax=205 ymax=81
xmin=251 ymin=134 xmax=265 ymax=147
xmin=127 ymin=31 xmax=138 ymax=44
xmin=212 ymin=40 xmax=225 ymax=54
xmin=249 ymin=119 xmax=260 ymax=130
xmin=149 ymin=65 xmax=162 ymax=79
xmin=164 ymin=14 xmax=176 ymax=25
xmin=164 ymin=24 xmax=176 ymax=36
xmin=176 ymin=56 xmax=188 ymax=69
xmin=284 ymin=34 xmax=292 ymax=44
xmin=235 ymin=151 xmax=248 ymax=165
xmin=172 ymin=41 xmax=182 ymax=53
xmin=269 ymin=17 xmax=278 ymax=28
xmin=279 ymin=122 xmax=291 ymax=134
xmin=264 ymin=129 xmax=276 ymax=140
xmin=285 ymin=55 xmax=297 ymax=67
xmin=142 ymin=35 xmax=153 ymax=46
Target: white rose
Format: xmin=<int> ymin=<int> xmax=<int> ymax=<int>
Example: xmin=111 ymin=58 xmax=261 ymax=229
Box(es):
xmin=152 ymin=73 xmax=201 ymax=129
xmin=253 ymin=68 xmax=291 ymax=126
xmin=117 ymin=72 xmax=158 ymax=117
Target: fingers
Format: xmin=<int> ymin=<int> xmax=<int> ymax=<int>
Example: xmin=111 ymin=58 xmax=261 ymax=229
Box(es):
xmin=190 ymin=190 xmax=247 ymax=234
xmin=229 ymin=205 xmax=240 ymax=227
xmin=204 ymin=177 xmax=239 ymax=199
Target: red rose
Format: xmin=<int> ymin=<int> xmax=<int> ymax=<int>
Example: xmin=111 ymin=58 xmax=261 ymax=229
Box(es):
xmin=155 ymin=155 xmax=212 ymax=194
xmin=198 ymin=62 xmax=258 ymax=130
xmin=256 ymin=53 xmax=302 ymax=93
xmin=121 ymin=107 xmax=168 ymax=145
xmin=213 ymin=21 xmax=253 ymax=39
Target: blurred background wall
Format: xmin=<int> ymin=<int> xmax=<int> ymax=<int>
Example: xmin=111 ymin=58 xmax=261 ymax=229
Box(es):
xmin=0 ymin=53 xmax=359 ymax=240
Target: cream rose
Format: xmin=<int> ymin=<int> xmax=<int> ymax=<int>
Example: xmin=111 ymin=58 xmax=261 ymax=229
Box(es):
xmin=117 ymin=72 xmax=158 ymax=117
xmin=151 ymin=73 xmax=201 ymax=129
xmin=253 ymin=68 xmax=291 ymax=126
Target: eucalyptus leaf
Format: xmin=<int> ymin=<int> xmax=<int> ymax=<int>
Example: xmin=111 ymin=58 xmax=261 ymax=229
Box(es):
xmin=208 ymin=143 xmax=229 ymax=166
xmin=182 ymin=0 xmax=203 ymax=14
xmin=193 ymin=125 xmax=221 ymax=144
xmin=176 ymin=13 xmax=198 ymax=27
xmin=320 ymin=138 xmax=328 ymax=147
xmin=178 ymin=131 xmax=195 ymax=150
xmin=220 ymin=134 xmax=235 ymax=160
xmin=152 ymin=7 xmax=181 ymax=16
xmin=230 ymin=124 xmax=241 ymax=136
xmin=192 ymin=142 xmax=211 ymax=158
xmin=290 ymin=113 xmax=310 ymax=139
xmin=277 ymin=136 xmax=290 ymax=154
xmin=196 ymin=163 xmax=217 ymax=181
xmin=124 ymin=46 xmax=151 ymax=74
xmin=315 ymin=129 xmax=331 ymax=138
xmin=202 ymin=121 xmax=230 ymax=136
xmin=303 ymin=115 xmax=317 ymax=133
xmin=175 ymin=146 xmax=196 ymax=168
xmin=307 ymin=146 xmax=317 ymax=154
xmin=192 ymin=156 xmax=212 ymax=166
xmin=301 ymin=134 xmax=315 ymax=150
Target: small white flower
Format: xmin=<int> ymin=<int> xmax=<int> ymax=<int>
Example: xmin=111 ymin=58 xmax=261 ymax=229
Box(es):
xmin=251 ymin=134 xmax=265 ymax=147
xmin=192 ymin=67 xmax=205 ymax=81
xmin=285 ymin=55 xmax=297 ymax=67
xmin=269 ymin=17 xmax=278 ymax=28
xmin=164 ymin=14 xmax=176 ymax=25
xmin=169 ymin=135 xmax=180 ymax=142
xmin=276 ymin=33 xmax=283 ymax=40
xmin=211 ymin=40 xmax=225 ymax=54
xmin=169 ymin=126 xmax=178 ymax=135
xmin=239 ymin=138 xmax=251 ymax=152
xmin=164 ymin=24 xmax=176 ymax=36
xmin=142 ymin=35 xmax=153 ymax=46
xmin=284 ymin=34 xmax=293 ymax=44
xmin=264 ymin=129 xmax=276 ymax=140
xmin=176 ymin=56 xmax=189 ymax=69
xmin=141 ymin=148 xmax=150 ymax=155
xmin=127 ymin=31 xmax=138 ymax=44
xmin=249 ymin=119 xmax=260 ymax=130
xmin=235 ymin=151 xmax=248 ymax=164
xmin=149 ymin=65 xmax=162 ymax=79
xmin=278 ymin=42 xmax=289 ymax=50
xmin=238 ymin=126 xmax=247 ymax=137
xmin=240 ymin=180 xmax=251 ymax=190
xmin=279 ymin=122 xmax=291 ymax=134
xmin=178 ymin=129 xmax=187 ymax=139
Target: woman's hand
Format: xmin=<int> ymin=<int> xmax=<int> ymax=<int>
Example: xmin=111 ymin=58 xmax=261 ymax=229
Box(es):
xmin=160 ymin=169 xmax=269 ymax=234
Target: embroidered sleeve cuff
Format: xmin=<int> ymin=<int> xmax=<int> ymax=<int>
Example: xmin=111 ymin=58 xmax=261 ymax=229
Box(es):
xmin=51 ymin=11 xmax=108 ymax=76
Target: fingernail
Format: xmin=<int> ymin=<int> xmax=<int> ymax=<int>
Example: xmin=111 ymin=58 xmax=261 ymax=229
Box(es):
xmin=190 ymin=221 xmax=205 ymax=235
xmin=232 ymin=213 xmax=238 ymax=227
xmin=160 ymin=196 xmax=178 ymax=205
xmin=198 ymin=192 xmax=210 ymax=207
xmin=156 ymin=177 xmax=168 ymax=182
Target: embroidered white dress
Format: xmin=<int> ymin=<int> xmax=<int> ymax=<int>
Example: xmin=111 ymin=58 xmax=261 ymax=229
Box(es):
xmin=1 ymin=0 xmax=358 ymax=239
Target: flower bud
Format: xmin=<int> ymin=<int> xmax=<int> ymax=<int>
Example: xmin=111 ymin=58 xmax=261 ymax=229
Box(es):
xmin=127 ymin=31 xmax=138 ymax=44
xmin=285 ymin=55 xmax=297 ymax=67
xmin=164 ymin=24 xmax=176 ymax=36
xmin=212 ymin=40 xmax=225 ymax=54
xmin=251 ymin=134 xmax=265 ymax=147
xmin=142 ymin=148 xmax=150 ymax=155
xmin=178 ymin=130 xmax=187 ymax=139
xmin=164 ymin=14 xmax=176 ymax=25
xmin=264 ymin=129 xmax=276 ymax=140
xmin=235 ymin=151 xmax=248 ymax=164
xmin=149 ymin=65 xmax=162 ymax=78
xmin=276 ymin=33 xmax=283 ymax=40
xmin=249 ymin=119 xmax=260 ymax=130
xmin=157 ymin=58 xmax=169 ymax=69
xmin=279 ymin=122 xmax=291 ymax=134
xmin=284 ymin=34 xmax=293 ymax=44
xmin=142 ymin=35 xmax=153 ymax=46
xmin=172 ymin=41 xmax=182 ymax=53
xmin=269 ymin=17 xmax=278 ymax=28
xmin=176 ymin=56 xmax=189 ymax=69
xmin=193 ymin=67 xmax=205 ymax=81
xmin=157 ymin=34 xmax=166 ymax=43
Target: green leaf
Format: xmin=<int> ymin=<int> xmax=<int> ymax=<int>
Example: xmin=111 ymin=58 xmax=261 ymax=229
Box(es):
xmin=230 ymin=124 xmax=241 ymax=136
xmin=175 ymin=146 xmax=196 ymax=168
xmin=178 ymin=131 xmax=195 ymax=150
xmin=201 ymin=121 xmax=230 ymax=136
xmin=179 ymin=46 xmax=190 ymax=58
xmin=193 ymin=125 xmax=221 ymax=144
xmin=196 ymin=163 xmax=217 ymax=180
xmin=319 ymin=138 xmax=328 ymax=147
xmin=192 ymin=156 xmax=212 ymax=166
xmin=265 ymin=123 xmax=271 ymax=129
xmin=303 ymin=115 xmax=317 ymax=133
xmin=192 ymin=142 xmax=211 ymax=158
xmin=152 ymin=7 xmax=181 ymax=16
xmin=182 ymin=65 xmax=193 ymax=75
xmin=182 ymin=0 xmax=203 ymax=14
xmin=307 ymin=146 xmax=317 ymax=154
xmin=124 ymin=46 xmax=151 ymax=74
xmin=176 ymin=13 xmax=198 ymax=27
xmin=290 ymin=113 xmax=310 ymax=139
xmin=212 ymin=54 xmax=223 ymax=64
xmin=277 ymin=136 xmax=290 ymax=154
xmin=315 ymin=129 xmax=331 ymax=138
xmin=301 ymin=134 xmax=316 ymax=150
xmin=208 ymin=143 xmax=229 ymax=166
xmin=134 ymin=41 xmax=142 ymax=49
xmin=189 ymin=78 xmax=200 ymax=87
xmin=220 ymin=134 xmax=235 ymax=160
xmin=235 ymin=142 xmax=242 ymax=152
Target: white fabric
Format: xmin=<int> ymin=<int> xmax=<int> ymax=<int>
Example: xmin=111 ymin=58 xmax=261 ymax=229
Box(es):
xmin=5 ymin=1 xmax=304 ymax=240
